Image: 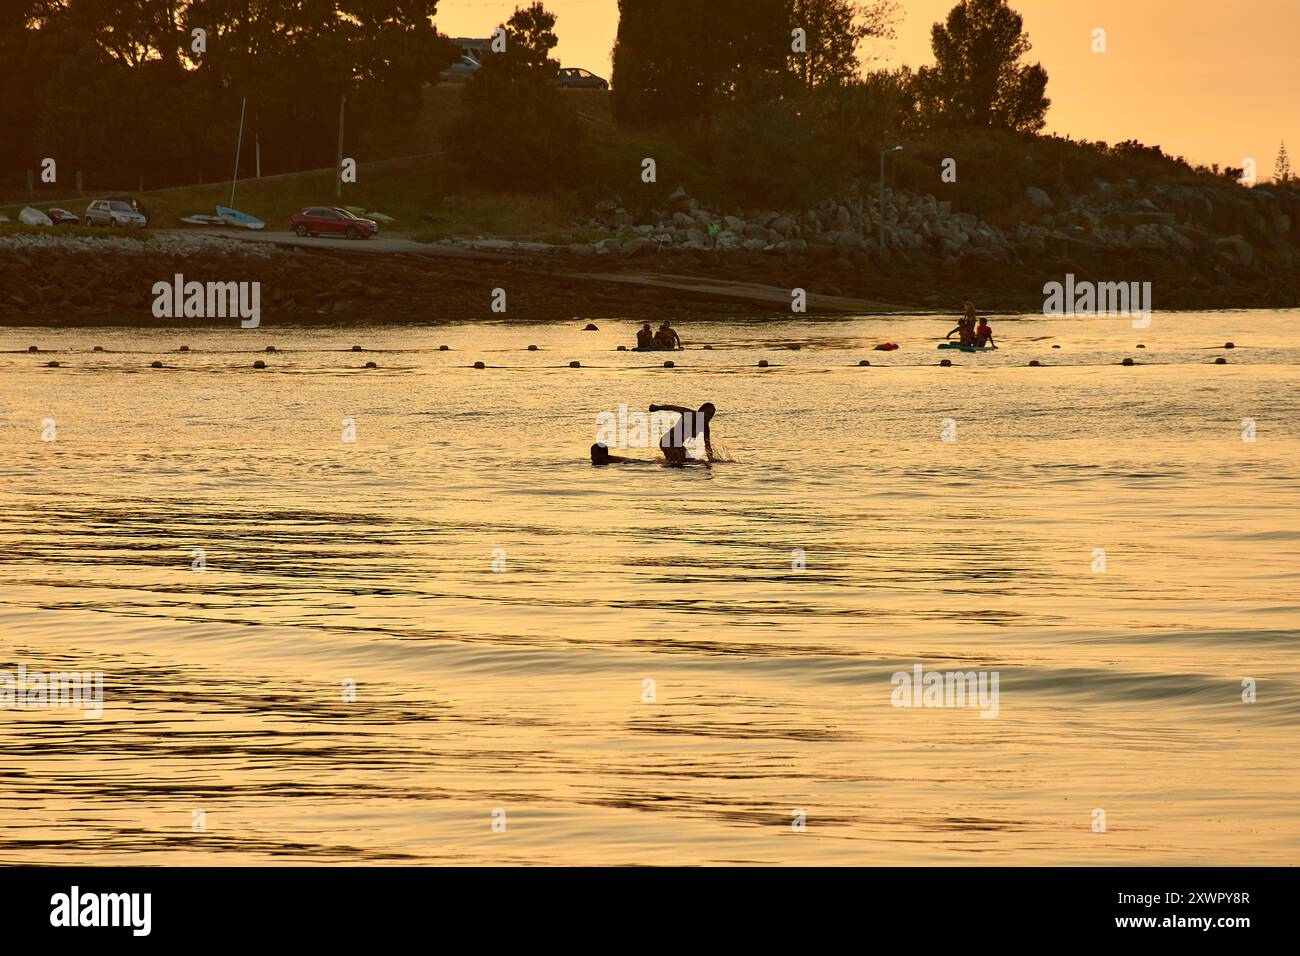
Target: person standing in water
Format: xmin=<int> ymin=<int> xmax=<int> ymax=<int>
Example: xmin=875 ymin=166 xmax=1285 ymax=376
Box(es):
xmin=946 ymin=297 xmax=978 ymax=346
xmin=650 ymin=402 xmax=715 ymax=464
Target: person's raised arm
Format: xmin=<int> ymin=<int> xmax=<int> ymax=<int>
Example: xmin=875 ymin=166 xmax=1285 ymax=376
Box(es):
xmin=649 ymin=404 xmax=693 ymax=416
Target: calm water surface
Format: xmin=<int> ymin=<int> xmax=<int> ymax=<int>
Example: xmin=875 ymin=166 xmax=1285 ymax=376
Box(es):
xmin=1 ymin=311 xmax=1298 ymax=864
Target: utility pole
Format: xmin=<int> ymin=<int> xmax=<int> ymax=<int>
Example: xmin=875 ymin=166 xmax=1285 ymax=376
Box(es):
xmin=880 ymin=145 xmax=903 ymax=256
xmin=335 ymin=94 xmax=346 ymax=199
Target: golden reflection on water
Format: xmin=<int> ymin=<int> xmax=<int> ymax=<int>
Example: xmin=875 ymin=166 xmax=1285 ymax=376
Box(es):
xmin=1 ymin=315 xmax=1298 ymax=864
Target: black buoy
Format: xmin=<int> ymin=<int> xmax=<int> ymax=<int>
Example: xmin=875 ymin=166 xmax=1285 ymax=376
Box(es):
xmin=663 ymin=360 xmax=674 ymax=368
xmin=939 ymin=359 xmax=952 ymax=367
xmin=1051 ymin=344 xmax=1061 ymax=349
xmin=616 ymin=346 xmax=627 ymax=351
xmin=265 ymin=345 xmax=276 ymax=353
xmin=1029 ymin=360 xmax=1041 ymax=367
xmin=583 ymin=323 xmax=598 ymax=331
xmin=46 ymin=360 xmax=60 ymax=368
xmin=151 ymin=360 xmax=163 ymax=368
xmin=365 ymin=361 xmax=377 ymax=368
xmin=27 ymin=346 xmax=38 ymax=353
xmin=473 ymin=361 xmax=485 ymax=369
xmin=1224 ymin=342 xmax=1235 ymax=349
xmin=569 ymin=361 xmax=582 ymax=368
xmin=1214 ymin=357 xmax=1227 ymax=365
xmin=1121 ymin=357 xmax=1135 ymax=366
xmin=93 ymin=346 xmax=104 ymax=352
xmin=789 ymin=343 xmax=802 ymax=350
xmin=253 ymin=360 xmax=267 ymax=369
xmin=179 ymin=345 xmax=190 ymax=352
xmin=352 ymin=345 xmax=363 ymax=352
xmin=527 ymin=345 xmax=538 ymax=351
xmin=758 ymin=360 xmax=769 ymax=368
xmin=439 ymin=345 xmax=450 ymax=351
xmin=858 ymin=359 xmax=870 ymax=366
xmin=703 ymin=345 xmax=713 ymax=350
xmin=1136 ymin=344 xmax=1145 ymax=349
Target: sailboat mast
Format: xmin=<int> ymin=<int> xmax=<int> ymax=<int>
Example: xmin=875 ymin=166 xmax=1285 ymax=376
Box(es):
xmin=230 ymin=97 xmax=247 ymax=208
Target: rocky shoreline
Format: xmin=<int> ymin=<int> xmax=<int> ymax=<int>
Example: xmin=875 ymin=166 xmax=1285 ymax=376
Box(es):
xmin=3 ymin=174 xmax=1298 ymax=324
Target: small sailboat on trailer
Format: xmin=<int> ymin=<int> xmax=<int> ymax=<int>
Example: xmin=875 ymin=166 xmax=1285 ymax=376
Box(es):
xmin=19 ymin=206 xmax=54 ymax=226
xmin=214 ymin=96 xmax=264 ymax=230
xmin=216 ymin=206 xmax=265 ymax=229
xmin=179 ymin=214 xmax=227 ymax=226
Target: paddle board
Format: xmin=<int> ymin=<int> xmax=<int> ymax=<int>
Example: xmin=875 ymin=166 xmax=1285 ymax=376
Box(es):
xmin=938 ymin=343 xmax=997 ymax=352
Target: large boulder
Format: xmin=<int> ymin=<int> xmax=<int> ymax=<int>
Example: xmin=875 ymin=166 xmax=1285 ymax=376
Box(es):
xmin=1214 ymin=236 xmax=1255 ymax=268
xmin=770 ymin=215 xmax=796 ymax=238
xmin=1025 ymin=186 xmax=1054 ymax=210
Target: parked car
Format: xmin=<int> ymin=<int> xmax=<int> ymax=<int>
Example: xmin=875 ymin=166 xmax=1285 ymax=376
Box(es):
xmin=48 ymin=207 xmax=80 ymax=226
xmin=554 ymin=67 xmax=608 ymax=90
xmin=105 ymin=196 xmax=150 ymax=225
xmin=440 ymin=54 xmax=482 ymax=83
xmin=290 ymin=206 xmax=379 ymax=240
xmin=83 ymin=199 xmax=148 ymax=228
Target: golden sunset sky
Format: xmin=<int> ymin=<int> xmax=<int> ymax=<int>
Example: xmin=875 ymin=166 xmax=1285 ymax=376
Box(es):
xmin=434 ymin=0 xmax=1299 ymax=177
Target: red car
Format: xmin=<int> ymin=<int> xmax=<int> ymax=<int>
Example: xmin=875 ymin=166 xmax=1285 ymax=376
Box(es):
xmin=290 ymin=206 xmax=379 ymax=240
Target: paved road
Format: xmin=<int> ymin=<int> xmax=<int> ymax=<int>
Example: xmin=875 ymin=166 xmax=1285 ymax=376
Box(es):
xmin=183 ymin=228 xmax=909 ymax=314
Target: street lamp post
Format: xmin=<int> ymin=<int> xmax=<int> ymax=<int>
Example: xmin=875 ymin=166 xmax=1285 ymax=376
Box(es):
xmin=880 ymin=145 xmax=903 ymax=256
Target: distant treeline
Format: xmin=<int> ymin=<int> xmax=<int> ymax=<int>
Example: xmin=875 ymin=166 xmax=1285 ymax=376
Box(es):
xmin=1 ymin=0 xmax=1267 ymax=208
xmin=0 ymin=0 xmax=457 ymax=189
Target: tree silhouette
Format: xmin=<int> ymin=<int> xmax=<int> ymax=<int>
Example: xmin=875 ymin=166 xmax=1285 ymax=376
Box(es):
xmin=914 ymin=0 xmax=1050 ymax=133
xmin=789 ymin=0 xmax=900 ymax=88
xmin=1276 ymin=142 xmax=1293 ymax=185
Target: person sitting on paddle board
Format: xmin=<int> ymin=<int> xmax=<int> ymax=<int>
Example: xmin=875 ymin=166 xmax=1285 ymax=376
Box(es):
xmin=635 ymin=324 xmax=654 ymax=351
xmin=650 ymin=402 xmax=715 ymax=464
xmin=973 ymin=319 xmax=995 ymax=349
xmin=654 ymin=322 xmax=682 ymax=350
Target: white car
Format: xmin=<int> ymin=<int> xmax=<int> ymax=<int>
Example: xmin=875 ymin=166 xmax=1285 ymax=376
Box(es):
xmin=84 ymin=199 xmax=147 ymax=228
